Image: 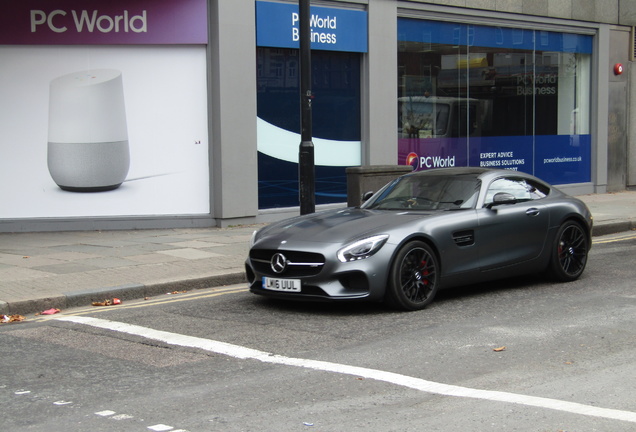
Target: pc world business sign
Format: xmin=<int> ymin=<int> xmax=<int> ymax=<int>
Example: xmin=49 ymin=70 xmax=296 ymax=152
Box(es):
xmin=256 ymin=1 xmax=368 ymax=53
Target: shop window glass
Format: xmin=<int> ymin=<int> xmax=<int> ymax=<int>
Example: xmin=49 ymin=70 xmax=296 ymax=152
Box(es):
xmin=256 ymin=48 xmax=361 ymax=209
xmin=398 ymin=19 xmax=592 ymax=185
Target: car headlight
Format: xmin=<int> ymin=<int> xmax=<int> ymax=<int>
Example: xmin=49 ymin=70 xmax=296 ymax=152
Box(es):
xmin=337 ymin=235 xmax=389 ymax=263
xmin=249 ymin=230 xmax=258 ymax=247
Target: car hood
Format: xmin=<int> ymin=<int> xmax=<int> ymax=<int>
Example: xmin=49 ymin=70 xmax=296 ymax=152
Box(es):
xmin=254 ymin=208 xmax=436 ymax=246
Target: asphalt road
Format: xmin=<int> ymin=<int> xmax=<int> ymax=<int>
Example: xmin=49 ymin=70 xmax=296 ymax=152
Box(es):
xmin=2 ymin=232 xmax=636 ymax=432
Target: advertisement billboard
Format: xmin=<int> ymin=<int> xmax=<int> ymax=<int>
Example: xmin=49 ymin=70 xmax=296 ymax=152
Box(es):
xmin=0 ymin=0 xmax=210 ymax=219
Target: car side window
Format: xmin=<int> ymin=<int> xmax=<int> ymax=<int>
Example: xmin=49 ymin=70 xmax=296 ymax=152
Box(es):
xmin=484 ymin=177 xmax=549 ymax=205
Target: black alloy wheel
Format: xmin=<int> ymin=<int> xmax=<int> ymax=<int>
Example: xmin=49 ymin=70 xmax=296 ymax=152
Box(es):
xmin=386 ymin=240 xmax=439 ymax=311
xmin=549 ymin=221 xmax=589 ymax=281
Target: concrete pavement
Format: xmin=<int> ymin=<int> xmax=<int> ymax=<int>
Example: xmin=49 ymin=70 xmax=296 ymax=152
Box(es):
xmin=1 ymin=191 xmax=635 ymax=316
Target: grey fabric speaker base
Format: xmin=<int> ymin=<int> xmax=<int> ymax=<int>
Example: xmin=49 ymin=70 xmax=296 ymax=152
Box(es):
xmin=48 ymin=140 xmax=130 ymax=192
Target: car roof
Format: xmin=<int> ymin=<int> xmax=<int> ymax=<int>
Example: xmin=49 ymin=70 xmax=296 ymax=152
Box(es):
xmin=404 ymin=167 xmax=542 ymax=182
xmin=404 ymin=167 xmax=496 ymax=178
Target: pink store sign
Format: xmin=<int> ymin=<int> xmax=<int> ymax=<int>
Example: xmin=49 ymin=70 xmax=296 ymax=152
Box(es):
xmin=0 ymin=0 xmax=207 ymax=44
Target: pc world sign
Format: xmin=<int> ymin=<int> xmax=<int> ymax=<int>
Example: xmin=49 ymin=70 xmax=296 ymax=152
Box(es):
xmin=0 ymin=0 xmax=207 ymax=45
xmin=30 ymin=9 xmax=148 ymax=34
xmin=256 ymin=1 xmax=368 ymax=53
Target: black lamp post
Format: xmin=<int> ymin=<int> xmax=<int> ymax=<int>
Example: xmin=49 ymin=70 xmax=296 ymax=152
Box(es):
xmin=298 ymin=0 xmax=315 ymax=215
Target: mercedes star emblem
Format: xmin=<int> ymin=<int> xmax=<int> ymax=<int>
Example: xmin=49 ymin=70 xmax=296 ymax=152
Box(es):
xmin=271 ymin=253 xmax=287 ymax=274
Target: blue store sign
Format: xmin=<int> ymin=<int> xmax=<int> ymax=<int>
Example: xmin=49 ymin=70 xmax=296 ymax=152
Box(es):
xmin=256 ymin=1 xmax=368 ymax=53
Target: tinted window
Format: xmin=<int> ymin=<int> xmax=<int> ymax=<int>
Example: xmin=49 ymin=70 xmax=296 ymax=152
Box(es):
xmin=485 ymin=177 xmax=550 ymax=204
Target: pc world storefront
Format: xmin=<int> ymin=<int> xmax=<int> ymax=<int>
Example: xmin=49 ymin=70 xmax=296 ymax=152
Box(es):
xmin=0 ymin=0 xmax=631 ymax=232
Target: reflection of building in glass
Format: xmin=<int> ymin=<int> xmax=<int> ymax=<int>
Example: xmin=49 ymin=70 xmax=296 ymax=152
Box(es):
xmin=398 ymin=19 xmax=592 ymax=184
xmin=399 ymin=96 xmax=485 ymax=139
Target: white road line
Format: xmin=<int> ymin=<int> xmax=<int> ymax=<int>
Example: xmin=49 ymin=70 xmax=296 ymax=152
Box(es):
xmin=147 ymin=425 xmax=174 ymax=431
xmin=112 ymin=414 xmax=135 ymax=420
xmin=58 ymin=315 xmax=636 ymax=424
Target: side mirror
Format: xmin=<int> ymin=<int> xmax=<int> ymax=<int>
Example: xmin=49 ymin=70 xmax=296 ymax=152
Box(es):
xmin=361 ymin=191 xmax=374 ymax=202
xmin=487 ymin=192 xmax=517 ymax=208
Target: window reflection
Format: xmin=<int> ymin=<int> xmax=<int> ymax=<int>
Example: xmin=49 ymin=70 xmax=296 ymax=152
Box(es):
xmin=397 ymin=19 xmax=592 ymax=185
xmin=485 ymin=177 xmax=550 ymax=204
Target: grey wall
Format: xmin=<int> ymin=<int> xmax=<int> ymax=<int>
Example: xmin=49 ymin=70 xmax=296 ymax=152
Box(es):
xmin=631 ymin=55 xmax=636 ymax=188
xmin=209 ymin=0 xmax=259 ymax=226
xmin=363 ymin=0 xmax=398 ymax=165
xmin=607 ymin=27 xmax=631 ymax=191
xmin=406 ymin=0 xmax=628 ymax=25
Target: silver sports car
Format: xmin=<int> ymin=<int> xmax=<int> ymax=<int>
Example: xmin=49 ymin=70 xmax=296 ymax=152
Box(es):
xmin=245 ymin=167 xmax=593 ymax=311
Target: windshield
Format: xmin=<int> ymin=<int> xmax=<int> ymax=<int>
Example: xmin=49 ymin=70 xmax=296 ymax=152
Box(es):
xmin=362 ymin=173 xmax=481 ymax=211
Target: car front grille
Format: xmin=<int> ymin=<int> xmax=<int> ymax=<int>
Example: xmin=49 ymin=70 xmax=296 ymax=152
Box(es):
xmin=249 ymin=249 xmax=325 ymax=277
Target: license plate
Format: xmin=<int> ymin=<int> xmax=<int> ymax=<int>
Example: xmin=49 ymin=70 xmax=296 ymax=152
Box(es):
xmin=262 ymin=277 xmax=301 ymax=292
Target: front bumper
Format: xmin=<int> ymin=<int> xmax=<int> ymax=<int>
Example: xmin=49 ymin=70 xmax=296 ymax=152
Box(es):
xmin=245 ymin=244 xmax=393 ymax=302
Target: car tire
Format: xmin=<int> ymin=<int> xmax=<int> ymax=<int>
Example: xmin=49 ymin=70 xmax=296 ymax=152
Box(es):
xmin=386 ymin=241 xmax=439 ymax=311
xmin=548 ymin=221 xmax=589 ymax=282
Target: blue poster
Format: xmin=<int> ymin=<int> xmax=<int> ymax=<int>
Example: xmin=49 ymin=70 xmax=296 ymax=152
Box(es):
xmin=256 ymin=1 xmax=368 ymax=53
xmin=256 ymin=48 xmax=362 ymax=209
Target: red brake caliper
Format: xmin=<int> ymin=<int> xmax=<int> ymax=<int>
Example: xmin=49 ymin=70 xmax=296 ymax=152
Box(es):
xmin=421 ymin=259 xmax=429 ymax=285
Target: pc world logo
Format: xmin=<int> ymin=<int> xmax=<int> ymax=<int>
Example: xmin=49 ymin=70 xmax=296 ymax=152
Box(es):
xmin=406 ymin=152 xmax=456 ymax=170
xmin=406 ymin=152 xmax=420 ymax=170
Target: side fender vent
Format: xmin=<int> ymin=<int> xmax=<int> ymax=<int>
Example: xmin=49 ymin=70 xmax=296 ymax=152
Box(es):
xmin=452 ymin=230 xmax=475 ymax=247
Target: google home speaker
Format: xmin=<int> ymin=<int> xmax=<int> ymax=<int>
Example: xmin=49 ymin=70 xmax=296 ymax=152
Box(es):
xmin=48 ymin=69 xmax=130 ymax=192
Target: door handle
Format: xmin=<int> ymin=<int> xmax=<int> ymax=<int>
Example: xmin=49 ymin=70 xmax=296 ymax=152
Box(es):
xmin=526 ymin=208 xmax=540 ymax=217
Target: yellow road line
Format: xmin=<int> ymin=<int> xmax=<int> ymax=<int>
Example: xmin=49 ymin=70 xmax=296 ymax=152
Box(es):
xmin=593 ymin=233 xmax=636 ymax=244
xmin=32 ymin=285 xmax=248 ymax=322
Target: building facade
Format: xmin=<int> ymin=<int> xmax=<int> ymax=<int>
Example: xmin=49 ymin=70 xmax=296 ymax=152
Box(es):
xmin=1 ymin=0 xmax=635 ymax=232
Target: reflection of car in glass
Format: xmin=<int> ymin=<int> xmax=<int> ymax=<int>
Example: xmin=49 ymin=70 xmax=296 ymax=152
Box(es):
xmin=398 ymin=96 xmax=488 ymax=138
xmin=246 ymin=168 xmax=593 ymax=311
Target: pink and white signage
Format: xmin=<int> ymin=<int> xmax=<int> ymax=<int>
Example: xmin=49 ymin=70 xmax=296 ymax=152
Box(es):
xmin=0 ymin=0 xmax=207 ymax=44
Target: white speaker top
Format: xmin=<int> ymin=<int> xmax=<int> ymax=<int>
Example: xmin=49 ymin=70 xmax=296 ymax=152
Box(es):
xmin=51 ymin=69 xmax=123 ymax=88
xmin=48 ymin=69 xmax=128 ymax=144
